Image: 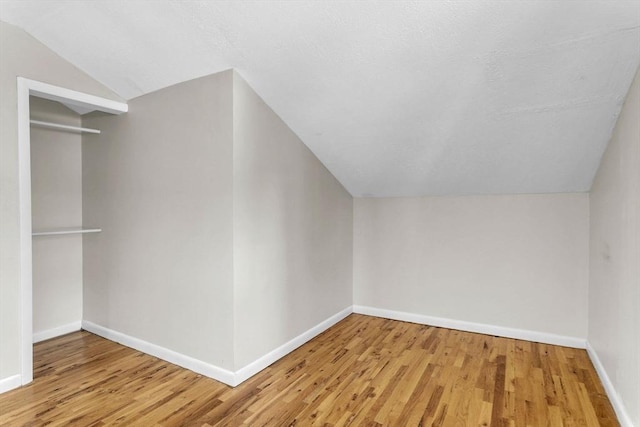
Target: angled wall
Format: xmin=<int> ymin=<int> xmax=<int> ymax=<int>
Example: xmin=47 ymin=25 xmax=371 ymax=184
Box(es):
xmin=588 ymin=68 xmax=640 ymax=427
xmin=232 ymin=72 xmax=353 ymax=370
xmin=0 ymin=21 xmax=123 ymax=387
xmin=82 ymin=72 xmax=235 ymax=370
xmin=80 ymin=70 xmax=354 ymax=381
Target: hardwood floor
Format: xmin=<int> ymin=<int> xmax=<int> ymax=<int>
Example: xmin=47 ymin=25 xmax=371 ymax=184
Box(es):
xmin=0 ymin=314 xmax=618 ymax=426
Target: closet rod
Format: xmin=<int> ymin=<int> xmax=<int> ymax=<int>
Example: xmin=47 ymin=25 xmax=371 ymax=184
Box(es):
xmin=32 ymin=228 xmax=102 ymax=236
xmin=30 ymin=119 xmax=101 ymax=134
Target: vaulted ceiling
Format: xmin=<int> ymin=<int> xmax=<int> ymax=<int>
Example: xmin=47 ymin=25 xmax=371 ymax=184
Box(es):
xmin=2 ymin=1 xmax=639 ymax=197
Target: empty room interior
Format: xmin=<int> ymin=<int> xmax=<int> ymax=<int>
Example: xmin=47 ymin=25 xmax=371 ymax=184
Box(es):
xmin=0 ymin=1 xmax=639 ymax=426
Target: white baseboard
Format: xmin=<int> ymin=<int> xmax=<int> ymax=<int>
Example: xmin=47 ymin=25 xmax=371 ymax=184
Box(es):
xmin=353 ymin=305 xmax=586 ymax=349
xmin=33 ymin=321 xmax=82 ymax=343
xmin=233 ymin=306 xmax=353 ymax=386
xmin=0 ymin=374 xmax=22 ymax=394
xmin=586 ymin=342 xmax=634 ymax=427
xmin=81 ymin=320 xmax=236 ymax=386
xmin=81 ymin=306 xmax=353 ymax=388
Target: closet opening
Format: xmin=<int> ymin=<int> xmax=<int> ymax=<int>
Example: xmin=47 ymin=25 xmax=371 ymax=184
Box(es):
xmin=16 ymin=78 xmax=127 ymax=386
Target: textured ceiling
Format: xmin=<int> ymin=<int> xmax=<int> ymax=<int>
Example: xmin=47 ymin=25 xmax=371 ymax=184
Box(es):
xmin=2 ymin=1 xmax=639 ymax=197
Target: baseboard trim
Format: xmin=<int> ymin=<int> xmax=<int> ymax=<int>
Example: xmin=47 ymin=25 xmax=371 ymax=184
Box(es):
xmin=81 ymin=320 xmax=236 ymax=386
xmin=586 ymin=341 xmax=633 ymax=427
xmin=0 ymin=374 xmax=22 ymax=394
xmin=81 ymin=306 xmax=354 ymax=388
xmin=353 ymin=305 xmax=586 ymax=349
xmin=33 ymin=321 xmax=82 ymax=343
xmin=233 ymin=306 xmax=353 ymax=386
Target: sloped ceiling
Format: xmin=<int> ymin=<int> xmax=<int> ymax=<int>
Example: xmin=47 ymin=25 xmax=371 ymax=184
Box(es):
xmin=1 ymin=1 xmax=639 ymax=197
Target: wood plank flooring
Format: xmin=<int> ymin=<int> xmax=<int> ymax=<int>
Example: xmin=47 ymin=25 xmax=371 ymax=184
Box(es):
xmin=0 ymin=314 xmax=618 ymax=426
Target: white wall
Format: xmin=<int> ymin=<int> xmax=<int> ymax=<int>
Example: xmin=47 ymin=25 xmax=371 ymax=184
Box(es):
xmin=232 ymin=72 xmax=353 ymax=369
xmin=80 ymin=70 xmax=353 ymax=377
xmin=0 ymin=21 xmax=123 ymax=384
xmin=82 ymin=72 xmax=235 ymax=369
xmin=30 ymin=97 xmax=83 ymax=339
xmin=354 ymin=193 xmax=589 ymax=340
xmin=589 ymin=69 xmax=640 ymax=426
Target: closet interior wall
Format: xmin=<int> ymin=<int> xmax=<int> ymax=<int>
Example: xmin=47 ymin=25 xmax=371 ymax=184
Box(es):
xmin=30 ymin=97 xmax=84 ymax=341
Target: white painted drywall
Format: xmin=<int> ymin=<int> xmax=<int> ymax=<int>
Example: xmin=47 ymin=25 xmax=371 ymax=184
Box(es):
xmin=589 ymin=68 xmax=640 ymax=426
xmin=353 ymin=194 xmax=589 ymax=339
xmin=30 ymin=97 xmax=83 ymax=338
xmin=232 ymin=72 xmax=353 ymax=369
xmin=0 ymin=21 xmax=122 ymax=383
xmin=80 ymin=69 xmax=353 ymax=375
xmin=82 ymin=72 xmax=235 ymax=369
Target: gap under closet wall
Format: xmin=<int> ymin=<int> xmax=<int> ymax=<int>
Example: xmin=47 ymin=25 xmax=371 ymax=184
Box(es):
xmin=30 ymin=97 xmax=87 ymax=343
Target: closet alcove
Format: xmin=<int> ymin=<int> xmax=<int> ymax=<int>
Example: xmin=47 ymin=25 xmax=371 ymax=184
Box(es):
xmin=17 ymin=78 xmax=128 ymax=385
xmin=30 ymin=97 xmax=101 ymax=343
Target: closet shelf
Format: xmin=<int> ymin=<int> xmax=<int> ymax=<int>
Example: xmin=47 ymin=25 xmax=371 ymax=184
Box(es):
xmin=30 ymin=119 xmax=101 ymax=134
xmin=32 ymin=227 xmax=102 ymax=236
